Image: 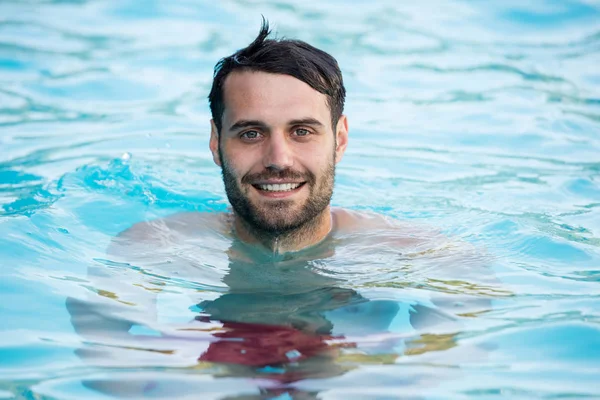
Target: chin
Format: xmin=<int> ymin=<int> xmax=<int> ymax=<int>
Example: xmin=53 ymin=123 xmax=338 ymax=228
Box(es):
xmin=253 ymin=207 xmax=307 ymax=233
xmin=258 ymin=213 xmax=298 ymax=231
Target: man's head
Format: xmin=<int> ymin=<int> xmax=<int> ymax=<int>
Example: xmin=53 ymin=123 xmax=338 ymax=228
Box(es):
xmin=208 ymin=19 xmax=346 ymax=133
xmin=208 ymin=20 xmax=348 ymax=238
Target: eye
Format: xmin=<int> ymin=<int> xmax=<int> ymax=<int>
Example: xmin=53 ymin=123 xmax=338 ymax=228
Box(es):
xmin=240 ymin=130 xmax=262 ymax=140
xmin=294 ymin=128 xmax=311 ymax=137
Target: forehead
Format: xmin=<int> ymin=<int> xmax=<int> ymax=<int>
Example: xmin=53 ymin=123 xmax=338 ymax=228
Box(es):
xmin=221 ymin=71 xmax=330 ymax=127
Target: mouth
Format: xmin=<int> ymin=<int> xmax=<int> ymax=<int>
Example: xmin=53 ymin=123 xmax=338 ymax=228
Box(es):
xmin=251 ymin=182 xmax=307 ymax=198
xmin=253 ymin=182 xmax=305 ymax=192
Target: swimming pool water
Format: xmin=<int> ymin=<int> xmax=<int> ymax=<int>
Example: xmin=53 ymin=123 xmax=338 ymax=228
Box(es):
xmin=1 ymin=0 xmax=600 ymax=399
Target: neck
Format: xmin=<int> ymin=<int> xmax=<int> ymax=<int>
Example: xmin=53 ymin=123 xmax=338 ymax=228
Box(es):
xmin=233 ymin=207 xmax=333 ymax=254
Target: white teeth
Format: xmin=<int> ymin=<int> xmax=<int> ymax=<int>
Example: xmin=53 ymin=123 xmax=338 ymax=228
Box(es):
xmin=257 ymin=183 xmax=302 ymax=192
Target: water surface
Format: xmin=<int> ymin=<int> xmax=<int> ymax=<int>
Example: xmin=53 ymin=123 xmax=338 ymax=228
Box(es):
xmin=1 ymin=0 xmax=600 ymax=399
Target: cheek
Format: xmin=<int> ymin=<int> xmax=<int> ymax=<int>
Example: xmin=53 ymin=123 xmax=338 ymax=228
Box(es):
xmin=303 ymin=144 xmax=335 ymax=169
xmin=222 ymin=146 xmax=261 ymax=177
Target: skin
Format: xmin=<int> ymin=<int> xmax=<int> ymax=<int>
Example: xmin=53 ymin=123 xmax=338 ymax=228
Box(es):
xmin=209 ymin=70 xmax=349 ymax=254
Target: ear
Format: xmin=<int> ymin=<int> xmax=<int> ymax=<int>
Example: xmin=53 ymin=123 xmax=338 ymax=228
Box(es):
xmin=334 ymin=115 xmax=348 ymax=164
xmin=209 ymin=119 xmax=221 ymax=167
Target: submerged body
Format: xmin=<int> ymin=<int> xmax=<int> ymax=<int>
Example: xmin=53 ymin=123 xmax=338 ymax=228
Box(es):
xmin=74 ymin=207 xmax=498 ymax=339
xmin=67 ymin=208 xmax=499 ymax=397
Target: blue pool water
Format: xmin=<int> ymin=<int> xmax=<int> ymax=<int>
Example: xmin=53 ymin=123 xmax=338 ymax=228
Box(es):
xmin=1 ymin=0 xmax=600 ymax=398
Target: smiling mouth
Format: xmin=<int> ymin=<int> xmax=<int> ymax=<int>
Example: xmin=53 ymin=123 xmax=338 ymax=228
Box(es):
xmin=252 ymin=182 xmax=306 ymax=192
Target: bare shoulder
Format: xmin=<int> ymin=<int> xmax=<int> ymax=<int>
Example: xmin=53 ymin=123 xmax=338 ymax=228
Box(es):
xmin=332 ymin=207 xmax=499 ymax=283
xmin=332 ymin=207 xmax=390 ymax=231
xmin=109 ymin=211 xmax=231 ymax=253
xmin=332 ymin=207 xmax=439 ymax=239
xmin=333 ymin=208 xmax=483 ymax=260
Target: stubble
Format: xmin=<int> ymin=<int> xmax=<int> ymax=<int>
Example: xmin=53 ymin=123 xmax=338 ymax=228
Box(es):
xmin=219 ymin=148 xmax=335 ymax=240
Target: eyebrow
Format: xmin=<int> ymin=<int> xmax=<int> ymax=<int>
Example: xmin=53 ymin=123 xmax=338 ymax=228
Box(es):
xmin=229 ymin=120 xmax=268 ymax=132
xmin=288 ymin=118 xmax=325 ymax=128
xmin=228 ymin=117 xmax=325 ymax=132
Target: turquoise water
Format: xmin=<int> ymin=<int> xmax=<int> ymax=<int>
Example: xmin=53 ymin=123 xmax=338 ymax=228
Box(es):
xmin=1 ymin=0 xmax=600 ymax=398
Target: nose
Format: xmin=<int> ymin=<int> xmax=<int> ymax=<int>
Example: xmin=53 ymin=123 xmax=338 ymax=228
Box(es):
xmin=263 ymin=132 xmax=294 ymax=171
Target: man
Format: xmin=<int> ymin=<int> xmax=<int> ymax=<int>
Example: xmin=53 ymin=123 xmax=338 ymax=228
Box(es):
xmin=67 ymin=20 xmax=499 ymax=395
xmin=121 ymin=21 xmax=441 ymax=254
xmin=119 ymin=20 xmax=398 ymax=255
xmin=206 ymin=20 xmax=349 ymax=254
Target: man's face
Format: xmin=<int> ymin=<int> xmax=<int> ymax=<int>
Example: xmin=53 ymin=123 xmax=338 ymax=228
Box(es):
xmin=210 ymin=71 xmax=348 ymax=235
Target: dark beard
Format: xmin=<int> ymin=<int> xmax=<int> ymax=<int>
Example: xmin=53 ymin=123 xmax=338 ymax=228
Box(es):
xmin=219 ymin=150 xmax=335 ymax=238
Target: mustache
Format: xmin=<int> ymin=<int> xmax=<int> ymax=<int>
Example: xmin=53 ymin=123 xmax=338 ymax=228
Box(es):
xmin=241 ymin=169 xmax=315 ymax=185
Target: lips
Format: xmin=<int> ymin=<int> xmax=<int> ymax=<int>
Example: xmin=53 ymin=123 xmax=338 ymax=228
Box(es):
xmin=242 ymin=170 xmax=312 ymax=195
xmin=254 ymin=182 xmax=305 ymax=192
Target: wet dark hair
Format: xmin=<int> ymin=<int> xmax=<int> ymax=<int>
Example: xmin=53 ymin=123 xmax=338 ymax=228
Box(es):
xmin=208 ymin=18 xmax=346 ymax=133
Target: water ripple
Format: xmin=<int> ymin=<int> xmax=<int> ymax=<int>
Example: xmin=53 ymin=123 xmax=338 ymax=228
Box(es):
xmin=1 ymin=0 xmax=599 ymax=398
